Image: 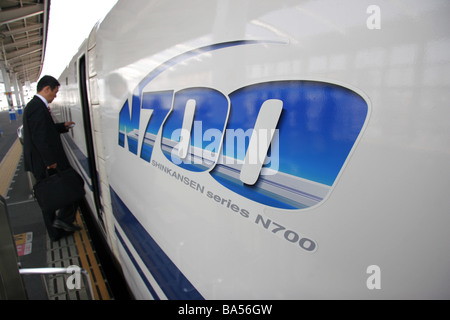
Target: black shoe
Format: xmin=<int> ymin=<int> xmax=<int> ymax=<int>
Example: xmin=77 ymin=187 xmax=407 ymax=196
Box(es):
xmin=52 ymin=219 xmax=82 ymax=232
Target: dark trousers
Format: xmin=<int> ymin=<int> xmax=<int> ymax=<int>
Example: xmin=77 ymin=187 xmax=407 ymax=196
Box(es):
xmin=41 ymin=203 xmax=77 ymax=240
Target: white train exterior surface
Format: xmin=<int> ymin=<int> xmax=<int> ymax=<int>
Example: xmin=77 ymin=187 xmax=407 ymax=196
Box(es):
xmin=50 ymin=0 xmax=450 ymax=299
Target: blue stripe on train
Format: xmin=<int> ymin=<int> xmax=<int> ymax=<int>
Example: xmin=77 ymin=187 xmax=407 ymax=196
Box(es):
xmin=115 ymin=228 xmax=160 ymax=300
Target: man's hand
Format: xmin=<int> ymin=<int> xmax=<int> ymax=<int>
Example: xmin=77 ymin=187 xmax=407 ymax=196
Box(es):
xmin=65 ymin=121 xmax=75 ymax=130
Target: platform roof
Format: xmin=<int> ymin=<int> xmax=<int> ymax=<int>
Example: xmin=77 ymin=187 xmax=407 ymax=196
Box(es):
xmin=0 ymin=0 xmax=50 ymax=85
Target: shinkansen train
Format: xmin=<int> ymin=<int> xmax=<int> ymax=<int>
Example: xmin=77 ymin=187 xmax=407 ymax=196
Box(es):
xmin=48 ymin=0 xmax=450 ymax=299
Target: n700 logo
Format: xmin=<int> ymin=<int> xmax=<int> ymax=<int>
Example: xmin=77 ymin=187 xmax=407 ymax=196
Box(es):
xmin=118 ymin=80 xmax=368 ymax=210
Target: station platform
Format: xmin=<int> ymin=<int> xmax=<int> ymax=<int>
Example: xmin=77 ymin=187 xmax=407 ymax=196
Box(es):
xmin=0 ymin=110 xmax=128 ymax=300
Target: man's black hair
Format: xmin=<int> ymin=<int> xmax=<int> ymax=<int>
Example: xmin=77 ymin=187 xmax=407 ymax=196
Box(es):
xmin=36 ymin=75 xmax=60 ymax=92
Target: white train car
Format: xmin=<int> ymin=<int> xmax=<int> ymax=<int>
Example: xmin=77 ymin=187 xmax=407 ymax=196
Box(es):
xmin=51 ymin=0 xmax=450 ymax=299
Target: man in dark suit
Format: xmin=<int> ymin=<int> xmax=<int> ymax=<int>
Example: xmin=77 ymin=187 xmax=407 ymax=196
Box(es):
xmin=23 ymin=75 xmax=80 ymax=241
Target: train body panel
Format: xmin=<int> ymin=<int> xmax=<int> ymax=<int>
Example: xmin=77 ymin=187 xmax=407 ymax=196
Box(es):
xmin=52 ymin=0 xmax=450 ymax=299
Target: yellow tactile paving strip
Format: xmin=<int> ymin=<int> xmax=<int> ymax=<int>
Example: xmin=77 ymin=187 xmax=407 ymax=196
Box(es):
xmin=0 ymin=138 xmax=22 ymax=197
xmin=73 ymin=213 xmax=112 ymax=300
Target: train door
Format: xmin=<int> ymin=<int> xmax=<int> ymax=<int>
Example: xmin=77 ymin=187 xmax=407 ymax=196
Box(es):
xmin=78 ymin=54 xmax=104 ymax=228
xmin=84 ymin=26 xmax=120 ymax=256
